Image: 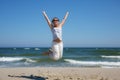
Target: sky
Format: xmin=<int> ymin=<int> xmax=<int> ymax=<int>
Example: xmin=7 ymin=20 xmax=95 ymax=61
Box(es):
xmin=0 ymin=0 xmax=120 ymax=47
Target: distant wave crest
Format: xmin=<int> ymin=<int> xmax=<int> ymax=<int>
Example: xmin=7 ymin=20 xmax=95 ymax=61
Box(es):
xmin=101 ymin=55 xmax=120 ymax=59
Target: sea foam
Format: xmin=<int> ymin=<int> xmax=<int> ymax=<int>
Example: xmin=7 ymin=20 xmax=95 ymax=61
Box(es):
xmin=101 ymin=55 xmax=120 ymax=59
xmin=0 ymin=57 xmax=36 ymax=62
xmin=64 ymin=59 xmax=120 ymax=67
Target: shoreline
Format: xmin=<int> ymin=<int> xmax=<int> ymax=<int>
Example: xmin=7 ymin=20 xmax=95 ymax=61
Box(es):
xmin=0 ymin=67 xmax=120 ymax=80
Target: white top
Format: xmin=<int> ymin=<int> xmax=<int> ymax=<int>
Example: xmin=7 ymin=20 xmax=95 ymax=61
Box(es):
xmin=51 ymin=27 xmax=62 ymax=40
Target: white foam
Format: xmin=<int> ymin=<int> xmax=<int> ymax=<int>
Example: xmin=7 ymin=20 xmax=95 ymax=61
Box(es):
xmin=0 ymin=57 xmax=23 ymax=62
xmin=0 ymin=57 xmax=36 ymax=62
xmin=64 ymin=59 xmax=120 ymax=66
xmin=25 ymin=58 xmax=36 ymax=62
xmin=101 ymin=55 xmax=120 ymax=59
xmin=35 ymin=48 xmax=40 ymax=50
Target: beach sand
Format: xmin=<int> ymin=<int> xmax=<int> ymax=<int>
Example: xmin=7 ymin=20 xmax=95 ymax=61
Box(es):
xmin=0 ymin=67 xmax=119 ymax=80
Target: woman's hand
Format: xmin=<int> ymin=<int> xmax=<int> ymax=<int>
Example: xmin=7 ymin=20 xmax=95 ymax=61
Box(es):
xmin=42 ymin=11 xmax=46 ymax=14
xmin=66 ymin=12 xmax=69 ymax=16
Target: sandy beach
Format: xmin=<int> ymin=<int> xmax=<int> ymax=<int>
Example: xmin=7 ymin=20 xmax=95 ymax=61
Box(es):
xmin=0 ymin=67 xmax=119 ymax=80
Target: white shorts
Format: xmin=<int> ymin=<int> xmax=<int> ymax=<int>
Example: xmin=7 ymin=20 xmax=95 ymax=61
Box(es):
xmin=49 ymin=41 xmax=63 ymax=60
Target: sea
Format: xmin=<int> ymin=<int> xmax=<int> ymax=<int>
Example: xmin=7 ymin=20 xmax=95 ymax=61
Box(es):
xmin=0 ymin=47 xmax=120 ymax=68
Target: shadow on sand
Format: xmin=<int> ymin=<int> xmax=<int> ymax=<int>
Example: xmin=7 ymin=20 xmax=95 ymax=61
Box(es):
xmin=8 ymin=74 xmax=48 ymax=80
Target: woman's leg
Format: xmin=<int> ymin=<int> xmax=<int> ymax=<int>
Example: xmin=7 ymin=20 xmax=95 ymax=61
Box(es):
xmin=41 ymin=50 xmax=51 ymax=56
xmin=59 ymin=42 xmax=63 ymax=58
xmin=42 ymin=42 xmax=63 ymax=60
xmin=49 ymin=42 xmax=63 ymax=60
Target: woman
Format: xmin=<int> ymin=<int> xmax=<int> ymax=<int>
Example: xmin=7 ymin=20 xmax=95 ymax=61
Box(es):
xmin=42 ymin=11 xmax=69 ymax=60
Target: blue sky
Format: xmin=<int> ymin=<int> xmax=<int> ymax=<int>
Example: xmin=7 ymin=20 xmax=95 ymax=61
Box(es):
xmin=0 ymin=0 xmax=120 ymax=47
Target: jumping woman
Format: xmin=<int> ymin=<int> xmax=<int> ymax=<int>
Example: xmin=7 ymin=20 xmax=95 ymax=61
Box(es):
xmin=42 ymin=11 xmax=69 ymax=60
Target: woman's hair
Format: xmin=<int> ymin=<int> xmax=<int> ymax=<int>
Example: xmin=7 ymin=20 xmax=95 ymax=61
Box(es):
xmin=52 ymin=17 xmax=59 ymax=23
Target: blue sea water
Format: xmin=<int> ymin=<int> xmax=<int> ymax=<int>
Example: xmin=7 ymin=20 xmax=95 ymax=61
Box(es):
xmin=0 ymin=47 xmax=120 ymax=68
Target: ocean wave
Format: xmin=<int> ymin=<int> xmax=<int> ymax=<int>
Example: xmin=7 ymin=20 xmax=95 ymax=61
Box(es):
xmin=64 ymin=59 xmax=120 ymax=66
xmin=34 ymin=48 xmax=40 ymax=50
xmin=24 ymin=48 xmax=30 ymax=50
xmin=0 ymin=57 xmax=36 ymax=62
xmin=0 ymin=57 xmax=23 ymax=62
xmin=101 ymin=55 xmax=120 ymax=59
xmin=25 ymin=58 xmax=36 ymax=63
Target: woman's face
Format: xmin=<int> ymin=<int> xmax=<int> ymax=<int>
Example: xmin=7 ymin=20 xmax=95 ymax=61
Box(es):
xmin=52 ymin=18 xmax=59 ymax=26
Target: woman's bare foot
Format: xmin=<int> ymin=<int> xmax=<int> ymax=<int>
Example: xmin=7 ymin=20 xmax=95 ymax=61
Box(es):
xmin=42 ymin=51 xmax=50 ymax=56
xmin=42 ymin=49 xmax=53 ymax=56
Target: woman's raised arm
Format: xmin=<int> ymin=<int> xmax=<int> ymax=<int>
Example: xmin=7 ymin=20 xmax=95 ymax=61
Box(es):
xmin=42 ymin=11 xmax=52 ymax=28
xmin=60 ymin=12 xmax=69 ymax=26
